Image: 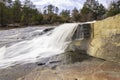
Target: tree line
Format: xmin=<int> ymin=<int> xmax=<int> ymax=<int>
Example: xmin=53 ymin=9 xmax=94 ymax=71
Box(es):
xmin=0 ymin=0 xmax=120 ymax=27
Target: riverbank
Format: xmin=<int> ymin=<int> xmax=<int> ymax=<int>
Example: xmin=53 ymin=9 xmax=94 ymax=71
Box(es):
xmin=0 ymin=24 xmax=59 ymax=30
xmin=0 ymin=47 xmax=120 ymax=80
xmin=18 ymin=57 xmax=120 ymax=80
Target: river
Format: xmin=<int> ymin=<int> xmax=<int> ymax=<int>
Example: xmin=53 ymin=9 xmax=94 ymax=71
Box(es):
xmin=0 ymin=23 xmax=79 ymax=80
xmin=0 ymin=26 xmax=55 ymax=80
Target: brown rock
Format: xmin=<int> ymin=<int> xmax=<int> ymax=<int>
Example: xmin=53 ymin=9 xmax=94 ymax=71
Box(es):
xmin=88 ymin=14 xmax=120 ymax=62
xmin=17 ymin=58 xmax=120 ymax=80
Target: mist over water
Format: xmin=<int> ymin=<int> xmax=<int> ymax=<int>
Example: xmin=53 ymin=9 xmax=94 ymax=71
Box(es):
xmin=0 ymin=23 xmax=78 ymax=68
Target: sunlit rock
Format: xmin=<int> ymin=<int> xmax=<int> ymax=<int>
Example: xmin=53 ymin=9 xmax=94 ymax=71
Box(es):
xmin=88 ymin=14 xmax=120 ymax=62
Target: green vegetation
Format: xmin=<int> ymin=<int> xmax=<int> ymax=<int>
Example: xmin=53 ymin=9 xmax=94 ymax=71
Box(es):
xmin=0 ymin=0 xmax=120 ymax=27
xmin=80 ymin=1 xmax=106 ymax=22
xmin=107 ymin=0 xmax=120 ymax=17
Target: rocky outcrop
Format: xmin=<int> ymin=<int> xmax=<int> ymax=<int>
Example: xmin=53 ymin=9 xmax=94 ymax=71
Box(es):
xmin=87 ymin=14 xmax=120 ymax=62
xmin=16 ymin=15 xmax=120 ymax=80
xmin=17 ymin=42 xmax=120 ymax=80
xmin=17 ymin=57 xmax=120 ymax=80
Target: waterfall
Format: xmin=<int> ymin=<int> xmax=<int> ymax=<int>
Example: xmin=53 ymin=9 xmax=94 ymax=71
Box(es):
xmin=0 ymin=23 xmax=78 ymax=68
xmin=72 ymin=24 xmax=84 ymax=40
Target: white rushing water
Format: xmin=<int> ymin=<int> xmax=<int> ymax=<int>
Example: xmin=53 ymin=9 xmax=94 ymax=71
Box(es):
xmin=0 ymin=23 xmax=79 ymax=68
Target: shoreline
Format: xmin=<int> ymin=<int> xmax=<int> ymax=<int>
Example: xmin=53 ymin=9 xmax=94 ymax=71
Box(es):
xmin=0 ymin=24 xmax=60 ymax=30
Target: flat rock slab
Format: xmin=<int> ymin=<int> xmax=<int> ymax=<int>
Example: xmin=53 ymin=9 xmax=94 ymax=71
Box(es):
xmin=0 ymin=26 xmax=54 ymax=47
xmin=17 ymin=58 xmax=120 ymax=80
xmin=0 ymin=63 xmax=37 ymax=80
xmin=0 ymin=53 xmax=66 ymax=80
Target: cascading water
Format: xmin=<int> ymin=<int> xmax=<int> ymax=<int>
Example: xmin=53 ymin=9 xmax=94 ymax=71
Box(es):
xmin=0 ymin=23 xmax=79 ymax=68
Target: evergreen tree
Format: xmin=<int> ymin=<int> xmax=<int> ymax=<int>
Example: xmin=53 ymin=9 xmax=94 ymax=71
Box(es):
xmin=21 ymin=0 xmax=39 ymax=25
xmin=6 ymin=0 xmax=13 ymax=24
xmin=47 ymin=4 xmax=54 ymax=14
xmin=12 ymin=0 xmax=22 ymax=23
xmin=60 ymin=9 xmax=70 ymax=23
xmin=36 ymin=13 xmax=43 ymax=24
xmin=72 ymin=7 xmax=80 ymax=22
xmin=107 ymin=0 xmax=120 ymax=17
xmin=80 ymin=6 xmax=94 ymax=21
xmin=43 ymin=4 xmax=60 ymax=24
xmin=55 ymin=7 xmax=59 ymax=14
xmin=43 ymin=6 xmax=47 ymax=15
xmin=0 ymin=1 xmax=7 ymax=26
xmin=96 ymin=4 xmax=106 ymax=19
xmin=80 ymin=0 xmax=106 ymax=21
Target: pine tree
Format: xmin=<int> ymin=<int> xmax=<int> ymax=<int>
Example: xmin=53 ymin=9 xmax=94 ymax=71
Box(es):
xmin=0 ymin=1 xmax=7 ymax=26
xmin=55 ymin=7 xmax=59 ymax=14
xmin=12 ymin=0 xmax=22 ymax=23
xmin=107 ymin=0 xmax=120 ymax=17
xmin=60 ymin=9 xmax=70 ymax=23
xmin=80 ymin=0 xmax=106 ymax=21
xmin=72 ymin=7 xmax=80 ymax=22
xmin=21 ymin=0 xmax=38 ymax=25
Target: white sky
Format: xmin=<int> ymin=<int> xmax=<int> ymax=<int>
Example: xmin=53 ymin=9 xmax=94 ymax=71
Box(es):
xmin=16 ymin=0 xmax=114 ymax=12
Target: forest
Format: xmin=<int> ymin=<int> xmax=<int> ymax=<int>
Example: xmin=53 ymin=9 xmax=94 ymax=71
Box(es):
xmin=0 ymin=0 xmax=120 ymax=27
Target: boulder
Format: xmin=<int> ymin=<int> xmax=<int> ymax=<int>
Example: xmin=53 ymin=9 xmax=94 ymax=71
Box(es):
xmin=87 ymin=14 xmax=120 ymax=62
xmin=17 ymin=58 xmax=120 ymax=80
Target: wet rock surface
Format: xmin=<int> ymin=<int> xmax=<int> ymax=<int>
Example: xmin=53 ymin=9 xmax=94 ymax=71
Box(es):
xmin=17 ymin=44 xmax=120 ymax=80
xmin=17 ymin=57 xmax=120 ymax=80
xmin=0 ymin=26 xmax=55 ymax=80
xmin=0 ymin=26 xmax=54 ymax=47
xmin=0 ymin=63 xmax=37 ymax=80
xmin=0 ymin=53 xmax=67 ymax=80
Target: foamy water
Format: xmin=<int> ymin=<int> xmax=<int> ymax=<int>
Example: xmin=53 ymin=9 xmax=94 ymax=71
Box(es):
xmin=0 ymin=23 xmax=78 ymax=68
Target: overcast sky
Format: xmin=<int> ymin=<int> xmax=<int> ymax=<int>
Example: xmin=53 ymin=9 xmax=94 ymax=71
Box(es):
xmin=18 ymin=0 xmax=114 ymax=12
